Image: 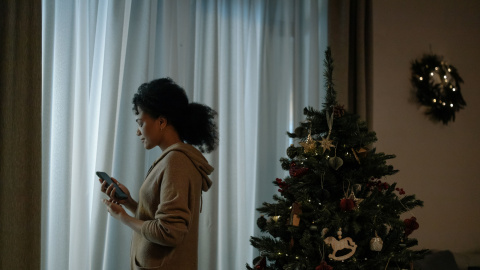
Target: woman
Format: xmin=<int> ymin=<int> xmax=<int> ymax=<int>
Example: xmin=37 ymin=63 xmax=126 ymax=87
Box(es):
xmin=100 ymin=77 xmax=218 ymax=270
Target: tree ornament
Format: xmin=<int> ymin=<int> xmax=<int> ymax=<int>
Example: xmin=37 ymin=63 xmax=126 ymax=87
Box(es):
xmin=315 ymin=261 xmax=333 ymax=270
xmin=289 ymin=162 xmax=308 ymax=178
xmin=286 ymin=144 xmax=297 ymax=158
xmin=328 ymin=156 xmax=343 ymax=170
xmin=319 ymin=110 xmax=335 ymax=153
xmin=411 ymin=53 xmax=466 ymax=124
xmin=351 ymin=148 xmax=361 ymax=164
xmin=300 ymin=133 xmax=317 ymax=154
xmin=340 ymin=197 xmax=355 ymax=211
xmin=351 ymin=147 xmax=368 ymax=164
xmin=349 ymin=191 xmax=364 ymax=208
xmin=269 ymin=215 xmax=280 ymax=223
xmin=340 ymin=190 xmax=363 ymax=211
xmin=318 ymin=173 xmax=330 ymax=201
xmin=289 ymin=202 xmax=302 ymax=226
xmin=324 ymin=228 xmax=357 ymax=261
xmin=294 ymin=126 xmax=309 ymax=137
xmin=321 ymin=228 xmax=329 ymax=238
xmin=356 ymin=147 xmax=368 ymax=158
xmin=404 ymin=216 xmax=419 ymax=236
xmin=352 ymin=184 xmax=362 ymax=193
xmin=257 ymin=215 xmax=267 ymax=231
xmin=370 ymin=231 xmax=383 ymax=251
xmin=328 ymin=146 xmax=343 ymax=170
xmin=319 ymin=137 xmax=335 ymax=153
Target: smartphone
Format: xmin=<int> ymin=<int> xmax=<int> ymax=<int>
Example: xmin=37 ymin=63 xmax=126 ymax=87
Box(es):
xmin=96 ymin=171 xmax=128 ymax=200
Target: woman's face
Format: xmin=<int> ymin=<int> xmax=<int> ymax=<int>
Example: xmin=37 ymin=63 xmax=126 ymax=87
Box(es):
xmin=135 ymin=107 xmax=163 ymax=150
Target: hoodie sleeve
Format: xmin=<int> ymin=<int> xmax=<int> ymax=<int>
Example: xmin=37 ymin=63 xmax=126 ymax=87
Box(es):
xmin=140 ymin=151 xmax=196 ymax=247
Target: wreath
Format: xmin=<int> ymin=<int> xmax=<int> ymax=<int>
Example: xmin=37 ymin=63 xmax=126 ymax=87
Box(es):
xmin=411 ymin=54 xmax=466 ymax=124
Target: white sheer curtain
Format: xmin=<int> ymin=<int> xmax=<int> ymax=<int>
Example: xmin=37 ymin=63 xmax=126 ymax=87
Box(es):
xmin=42 ymin=0 xmax=328 ymax=269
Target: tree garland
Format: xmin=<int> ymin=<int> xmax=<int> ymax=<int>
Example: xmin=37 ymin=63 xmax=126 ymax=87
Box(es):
xmin=411 ymin=54 xmax=466 ymax=124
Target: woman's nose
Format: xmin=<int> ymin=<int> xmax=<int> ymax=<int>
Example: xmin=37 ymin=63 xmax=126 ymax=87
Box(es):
xmin=136 ymin=128 xmax=141 ymax=136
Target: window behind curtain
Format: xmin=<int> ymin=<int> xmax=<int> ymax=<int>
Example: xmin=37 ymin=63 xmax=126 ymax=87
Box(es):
xmin=41 ymin=1 xmax=328 ymax=269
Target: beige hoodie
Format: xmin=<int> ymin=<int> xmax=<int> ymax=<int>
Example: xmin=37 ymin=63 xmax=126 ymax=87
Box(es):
xmin=130 ymin=142 xmax=213 ymax=270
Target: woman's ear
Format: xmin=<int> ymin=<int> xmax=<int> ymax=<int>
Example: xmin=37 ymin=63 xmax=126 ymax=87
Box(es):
xmin=157 ymin=117 xmax=167 ymax=130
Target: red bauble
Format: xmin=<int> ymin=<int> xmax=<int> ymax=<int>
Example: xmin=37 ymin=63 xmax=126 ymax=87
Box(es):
xmin=404 ymin=217 xmax=419 ymax=236
xmin=340 ymin=198 xmax=355 ymax=211
xmin=289 ymin=162 xmax=309 ymax=178
xmin=316 ymin=261 xmax=333 ymax=270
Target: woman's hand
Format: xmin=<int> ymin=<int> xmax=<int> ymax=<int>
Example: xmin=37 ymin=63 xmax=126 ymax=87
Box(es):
xmin=98 ymin=177 xmax=131 ymax=204
xmin=102 ymin=199 xmax=127 ymax=220
xmin=98 ymin=177 xmax=138 ymax=213
xmin=102 ymin=198 xmax=144 ymax=234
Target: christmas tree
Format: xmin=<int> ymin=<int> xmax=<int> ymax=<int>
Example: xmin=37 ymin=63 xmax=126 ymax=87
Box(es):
xmin=247 ymin=48 xmax=427 ymax=270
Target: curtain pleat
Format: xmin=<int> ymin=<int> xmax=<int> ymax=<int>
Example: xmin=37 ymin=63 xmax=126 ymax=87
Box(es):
xmin=328 ymin=0 xmax=373 ymax=124
xmin=42 ymin=1 xmax=328 ymax=269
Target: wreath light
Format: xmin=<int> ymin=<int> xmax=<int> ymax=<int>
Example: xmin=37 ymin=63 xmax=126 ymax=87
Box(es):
xmin=411 ymin=54 xmax=466 ymax=124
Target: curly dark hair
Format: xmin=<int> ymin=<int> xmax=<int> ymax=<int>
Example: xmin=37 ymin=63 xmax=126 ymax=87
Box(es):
xmin=132 ymin=77 xmax=218 ymax=153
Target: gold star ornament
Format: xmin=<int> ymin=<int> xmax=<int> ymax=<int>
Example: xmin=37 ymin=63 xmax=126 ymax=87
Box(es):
xmin=348 ymin=191 xmax=364 ymax=209
xmin=319 ymin=137 xmax=335 ymax=153
xmin=299 ymin=134 xmax=317 ymax=153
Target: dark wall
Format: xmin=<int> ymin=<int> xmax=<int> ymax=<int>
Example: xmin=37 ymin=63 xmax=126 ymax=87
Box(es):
xmin=372 ymin=0 xmax=480 ymax=253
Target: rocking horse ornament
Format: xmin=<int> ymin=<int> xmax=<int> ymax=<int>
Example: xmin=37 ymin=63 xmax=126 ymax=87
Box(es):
xmin=324 ymin=228 xmax=357 ymax=261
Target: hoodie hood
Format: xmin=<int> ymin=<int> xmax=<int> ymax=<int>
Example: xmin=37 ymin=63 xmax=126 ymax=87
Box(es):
xmin=156 ymin=142 xmax=214 ymax=192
